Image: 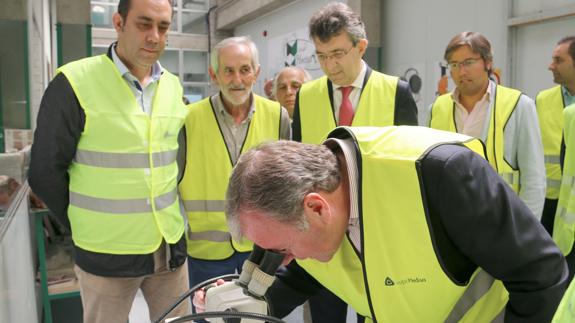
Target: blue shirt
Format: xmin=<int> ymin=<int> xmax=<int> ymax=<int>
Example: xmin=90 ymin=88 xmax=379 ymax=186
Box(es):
xmin=111 ymin=44 xmax=163 ymax=116
xmin=562 ymin=86 xmax=575 ymax=107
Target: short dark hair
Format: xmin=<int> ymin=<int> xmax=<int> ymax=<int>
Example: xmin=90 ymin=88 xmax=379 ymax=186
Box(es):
xmin=444 ymin=31 xmax=493 ymax=74
xmin=117 ymin=0 xmax=174 ymax=22
xmin=558 ymin=36 xmax=575 ymax=66
xmin=309 ymin=2 xmax=366 ymax=45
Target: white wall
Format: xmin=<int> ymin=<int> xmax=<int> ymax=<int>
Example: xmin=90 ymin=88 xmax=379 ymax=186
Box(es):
xmin=382 ymin=0 xmax=575 ymax=121
xmin=234 ymin=0 xmax=338 ymax=95
xmin=513 ymin=16 xmax=575 ymax=98
xmin=381 ymin=0 xmax=508 ymax=121
xmin=511 ymin=0 xmax=575 ymax=16
xmin=234 ymin=0 xmax=574 ymax=117
xmin=510 ymin=0 xmax=575 ymax=98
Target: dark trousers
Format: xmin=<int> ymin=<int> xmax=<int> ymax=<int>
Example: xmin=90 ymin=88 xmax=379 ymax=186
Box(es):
xmin=308 ymin=288 xmax=365 ymax=323
xmin=309 ymin=288 xmax=347 ymax=323
xmin=541 ymin=198 xmax=558 ymax=236
xmin=187 ymin=252 xmax=250 ymax=288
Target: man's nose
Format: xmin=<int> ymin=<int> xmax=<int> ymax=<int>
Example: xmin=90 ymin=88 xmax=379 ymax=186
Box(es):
xmin=230 ymin=71 xmax=243 ymax=84
xmin=324 ymin=59 xmax=338 ymax=71
xmin=146 ymin=26 xmax=160 ymax=44
xmin=456 ymin=65 xmax=468 ymax=77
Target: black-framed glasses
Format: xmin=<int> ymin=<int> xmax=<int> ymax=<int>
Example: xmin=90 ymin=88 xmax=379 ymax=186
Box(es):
xmin=316 ymin=45 xmax=356 ymax=63
xmin=447 ymin=57 xmax=482 ymax=70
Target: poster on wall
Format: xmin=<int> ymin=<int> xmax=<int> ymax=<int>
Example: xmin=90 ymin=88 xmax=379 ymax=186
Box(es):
xmin=267 ymin=28 xmax=323 ymax=80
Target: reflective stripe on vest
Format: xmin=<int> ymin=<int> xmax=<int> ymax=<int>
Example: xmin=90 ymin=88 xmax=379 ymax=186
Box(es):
xmin=548 ymin=178 xmax=562 ymax=189
xmin=59 ymin=55 xmax=187 ymax=254
xmin=187 ymin=229 xmax=231 ymax=243
xmin=179 ymin=95 xmax=281 ymax=260
xmin=444 ymin=270 xmax=502 ymax=323
xmin=74 ymin=149 xmax=177 ymax=168
xmin=430 ymin=85 xmax=522 ymax=192
xmin=556 ymin=205 xmax=575 ymax=225
xmin=70 ymin=189 xmax=177 ymax=213
xmin=300 ymin=126 xmax=506 ymax=322
xmin=298 ymin=71 xmax=398 ymax=144
xmin=546 ymin=154 xmax=562 ymax=164
xmin=537 ymin=86 xmax=564 ymax=199
xmin=183 ymin=200 xmax=225 ymax=212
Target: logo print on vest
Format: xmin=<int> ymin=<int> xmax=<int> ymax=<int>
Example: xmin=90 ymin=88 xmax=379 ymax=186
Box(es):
xmin=385 ymin=277 xmax=395 ymax=286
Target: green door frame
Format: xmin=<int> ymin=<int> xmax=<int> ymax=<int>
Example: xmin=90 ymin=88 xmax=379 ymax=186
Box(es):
xmin=0 ymin=60 xmax=4 ymax=153
xmin=56 ymin=23 xmax=93 ymax=67
xmin=24 ymin=21 xmax=30 ymax=130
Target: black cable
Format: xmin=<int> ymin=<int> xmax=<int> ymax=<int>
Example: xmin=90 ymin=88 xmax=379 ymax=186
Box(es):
xmin=153 ymin=274 xmax=239 ymax=323
xmin=162 ymin=311 xmax=286 ymax=323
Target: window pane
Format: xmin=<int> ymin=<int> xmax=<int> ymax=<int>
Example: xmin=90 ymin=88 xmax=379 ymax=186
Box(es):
xmin=0 ymin=20 xmax=28 ymax=135
xmin=171 ymin=9 xmax=178 ymax=31
xmin=91 ymin=3 xmax=116 ymax=28
xmin=183 ymin=0 xmax=208 ymax=11
xmin=182 ymin=10 xmax=207 ymax=34
xmin=60 ymin=24 xmax=90 ymax=65
xmin=183 ymin=85 xmax=206 ymax=104
xmin=183 ymin=51 xmax=208 ymax=82
xmin=160 ymin=50 xmax=179 ymax=78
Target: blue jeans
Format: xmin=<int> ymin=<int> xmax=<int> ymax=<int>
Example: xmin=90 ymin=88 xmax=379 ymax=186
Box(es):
xmin=187 ymin=251 xmax=251 ymax=288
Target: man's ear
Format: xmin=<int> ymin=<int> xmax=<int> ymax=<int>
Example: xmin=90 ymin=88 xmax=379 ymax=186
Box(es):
xmin=112 ymin=12 xmax=124 ymax=33
xmin=357 ymin=38 xmax=369 ymax=57
xmin=303 ymin=192 xmax=331 ymax=225
xmin=254 ymin=65 xmax=261 ymax=81
xmin=208 ymin=67 xmax=219 ymax=86
xmin=485 ymin=59 xmax=493 ymax=74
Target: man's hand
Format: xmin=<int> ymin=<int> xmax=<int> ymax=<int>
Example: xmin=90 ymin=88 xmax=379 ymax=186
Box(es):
xmin=192 ymin=279 xmax=225 ymax=313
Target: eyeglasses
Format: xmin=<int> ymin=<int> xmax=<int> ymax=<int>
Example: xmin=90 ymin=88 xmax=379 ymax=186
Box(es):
xmin=447 ymin=58 xmax=482 ymax=70
xmin=316 ymin=45 xmax=355 ymax=63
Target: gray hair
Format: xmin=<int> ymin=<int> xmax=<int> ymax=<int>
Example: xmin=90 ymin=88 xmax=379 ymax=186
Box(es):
xmin=444 ymin=31 xmax=493 ymax=74
xmin=210 ymin=36 xmax=260 ymax=73
xmin=226 ymin=140 xmax=341 ymax=240
xmin=309 ymin=2 xmax=366 ymax=45
xmin=272 ymin=66 xmax=312 ymax=98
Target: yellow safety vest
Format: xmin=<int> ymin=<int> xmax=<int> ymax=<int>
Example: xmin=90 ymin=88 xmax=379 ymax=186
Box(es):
xmin=179 ymin=95 xmax=281 ymax=260
xmin=298 ymin=71 xmax=398 ymax=144
xmin=298 ymin=126 xmax=506 ymax=322
xmin=430 ymin=85 xmax=522 ymax=192
xmin=60 ymin=54 xmax=188 ymax=254
xmin=536 ymin=86 xmax=565 ymax=199
xmin=553 ymin=103 xmax=575 ymax=255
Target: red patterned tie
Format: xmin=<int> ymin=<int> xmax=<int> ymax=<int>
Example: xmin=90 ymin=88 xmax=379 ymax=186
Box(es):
xmin=339 ymin=86 xmax=354 ymax=126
